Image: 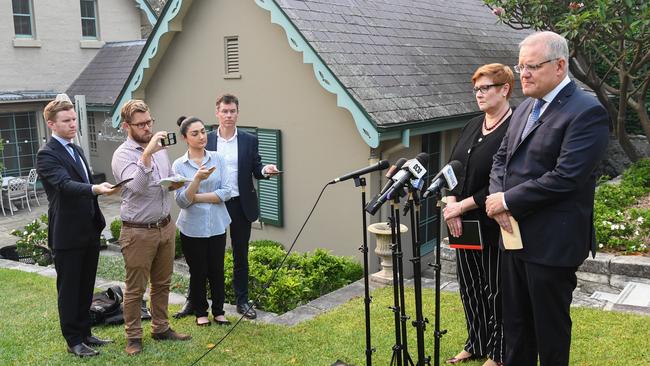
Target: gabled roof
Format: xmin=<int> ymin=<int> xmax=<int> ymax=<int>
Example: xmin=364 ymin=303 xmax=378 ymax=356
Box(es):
xmin=67 ymin=40 xmax=146 ymax=107
xmin=276 ymin=0 xmax=526 ymax=128
xmin=111 ymin=0 xmax=528 ymax=148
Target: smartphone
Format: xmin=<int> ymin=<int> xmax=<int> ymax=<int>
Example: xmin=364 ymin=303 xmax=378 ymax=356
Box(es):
xmin=111 ymin=177 xmax=133 ymax=189
xmin=160 ymin=132 xmax=177 ymax=146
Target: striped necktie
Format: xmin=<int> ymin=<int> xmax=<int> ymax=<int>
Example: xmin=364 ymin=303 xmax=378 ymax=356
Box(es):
xmin=522 ymin=98 xmax=546 ymax=138
xmin=68 ymin=143 xmax=89 ymax=183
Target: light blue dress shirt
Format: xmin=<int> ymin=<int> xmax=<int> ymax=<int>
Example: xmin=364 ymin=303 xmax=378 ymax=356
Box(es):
xmin=173 ymin=150 xmax=232 ymax=238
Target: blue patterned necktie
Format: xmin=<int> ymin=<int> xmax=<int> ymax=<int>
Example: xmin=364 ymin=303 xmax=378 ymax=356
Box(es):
xmin=68 ymin=143 xmax=89 ymax=183
xmin=522 ymin=98 xmax=546 ymax=138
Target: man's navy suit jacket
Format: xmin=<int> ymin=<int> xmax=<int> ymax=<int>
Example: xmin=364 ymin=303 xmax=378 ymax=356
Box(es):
xmin=206 ymin=129 xmax=265 ymax=223
xmin=36 ymin=139 xmax=105 ymax=250
xmin=489 ymin=81 xmax=609 ymax=267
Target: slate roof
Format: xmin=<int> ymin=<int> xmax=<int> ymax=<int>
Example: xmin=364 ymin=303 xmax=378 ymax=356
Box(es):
xmin=67 ymin=40 xmax=146 ymax=106
xmin=276 ymin=0 xmax=528 ymax=128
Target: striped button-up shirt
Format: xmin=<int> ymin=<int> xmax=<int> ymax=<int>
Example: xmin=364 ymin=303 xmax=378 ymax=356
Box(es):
xmin=111 ymin=136 xmax=174 ymax=223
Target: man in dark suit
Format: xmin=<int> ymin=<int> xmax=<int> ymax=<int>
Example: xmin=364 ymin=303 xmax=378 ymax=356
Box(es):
xmin=36 ymin=96 xmax=119 ymax=357
xmin=174 ymin=93 xmax=278 ymax=319
xmin=485 ymin=32 xmax=609 ymax=366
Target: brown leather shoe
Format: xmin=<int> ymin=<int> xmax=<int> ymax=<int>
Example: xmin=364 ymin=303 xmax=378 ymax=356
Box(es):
xmin=151 ymin=328 xmax=192 ymax=341
xmin=125 ymin=338 xmax=142 ymax=356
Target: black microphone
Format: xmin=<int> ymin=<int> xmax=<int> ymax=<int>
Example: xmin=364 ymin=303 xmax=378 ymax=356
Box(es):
xmin=329 ymin=160 xmax=390 ymax=184
xmin=422 ymin=160 xmax=463 ymax=198
xmin=378 ymin=158 xmax=408 ymax=196
xmin=365 ymin=153 xmax=429 ymax=215
xmin=364 ymin=158 xmax=408 ymax=214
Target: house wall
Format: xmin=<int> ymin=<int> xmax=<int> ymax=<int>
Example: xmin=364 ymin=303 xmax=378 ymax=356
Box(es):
xmin=0 ymin=0 xmax=143 ymax=93
xmin=132 ymin=0 xmax=375 ymax=260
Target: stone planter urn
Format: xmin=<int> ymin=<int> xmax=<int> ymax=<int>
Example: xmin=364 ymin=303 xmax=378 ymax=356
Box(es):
xmin=368 ymin=222 xmax=408 ymax=284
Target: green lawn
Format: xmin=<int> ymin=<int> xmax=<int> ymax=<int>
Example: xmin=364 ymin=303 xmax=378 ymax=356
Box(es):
xmin=0 ymin=268 xmax=648 ymax=365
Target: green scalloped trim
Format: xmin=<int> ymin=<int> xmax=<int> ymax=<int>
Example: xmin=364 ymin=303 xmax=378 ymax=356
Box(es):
xmin=254 ymin=0 xmax=380 ymax=148
xmin=134 ymin=0 xmax=158 ymax=26
xmin=111 ymin=0 xmax=183 ymax=127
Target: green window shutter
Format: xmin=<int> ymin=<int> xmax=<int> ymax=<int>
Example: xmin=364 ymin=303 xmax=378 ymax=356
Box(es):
xmin=256 ymin=128 xmax=283 ymax=227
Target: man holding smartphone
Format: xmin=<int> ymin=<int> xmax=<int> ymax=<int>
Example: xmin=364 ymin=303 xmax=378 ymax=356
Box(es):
xmin=111 ymin=100 xmax=191 ymax=356
xmin=174 ymin=93 xmax=279 ymax=320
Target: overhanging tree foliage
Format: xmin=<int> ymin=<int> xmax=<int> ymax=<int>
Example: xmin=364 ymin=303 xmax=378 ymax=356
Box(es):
xmin=485 ymin=0 xmax=650 ymax=161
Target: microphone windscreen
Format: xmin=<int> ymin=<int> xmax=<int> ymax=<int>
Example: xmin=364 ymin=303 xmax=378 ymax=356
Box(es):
xmin=415 ymin=152 xmax=429 ymax=165
xmin=448 ymin=160 xmax=463 ymax=178
xmin=386 ymin=158 xmax=408 ymax=179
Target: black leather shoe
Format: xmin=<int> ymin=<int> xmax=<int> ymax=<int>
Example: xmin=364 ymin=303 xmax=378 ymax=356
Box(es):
xmin=85 ymin=335 xmax=112 ymax=347
xmin=236 ymin=303 xmax=257 ymax=319
xmin=174 ymin=298 xmax=193 ymax=319
xmin=67 ymin=343 xmax=99 ymax=357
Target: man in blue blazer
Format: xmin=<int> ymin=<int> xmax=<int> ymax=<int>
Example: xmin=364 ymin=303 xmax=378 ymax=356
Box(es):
xmin=36 ymin=96 xmax=118 ymax=357
xmin=486 ymin=32 xmax=609 ymax=366
xmin=175 ymin=94 xmax=279 ymax=319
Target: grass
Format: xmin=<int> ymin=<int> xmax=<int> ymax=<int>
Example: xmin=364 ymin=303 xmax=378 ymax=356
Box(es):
xmin=0 ymin=268 xmax=649 ymax=365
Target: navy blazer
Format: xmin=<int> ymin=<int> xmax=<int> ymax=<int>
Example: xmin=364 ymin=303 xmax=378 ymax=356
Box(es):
xmin=489 ymin=81 xmax=609 ymax=267
xmin=36 ymin=139 xmax=105 ymax=250
xmin=206 ymin=129 xmax=266 ymax=222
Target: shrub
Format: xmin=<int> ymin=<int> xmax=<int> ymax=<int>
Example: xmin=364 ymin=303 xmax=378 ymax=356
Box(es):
xmin=109 ymin=218 xmax=121 ymax=242
xmin=11 ymin=214 xmax=52 ymax=266
xmin=175 ymin=229 xmax=183 ymax=259
xmin=223 ymin=240 xmax=363 ymax=314
xmin=595 ymin=159 xmax=650 ymax=253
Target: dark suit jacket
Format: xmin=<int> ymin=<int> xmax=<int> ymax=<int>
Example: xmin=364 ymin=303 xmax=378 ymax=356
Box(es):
xmin=489 ymin=81 xmax=609 ymax=267
xmin=207 ymin=129 xmax=266 ymax=222
xmin=36 ymin=139 xmax=105 ymax=250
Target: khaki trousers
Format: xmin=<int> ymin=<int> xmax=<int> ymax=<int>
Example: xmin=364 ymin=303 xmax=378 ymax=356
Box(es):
xmin=120 ymin=222 xmax=175 ymax=339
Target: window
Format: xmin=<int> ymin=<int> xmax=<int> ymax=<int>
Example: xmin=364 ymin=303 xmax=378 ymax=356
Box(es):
xmin=12 ymin=0 xmax=34 ymax=38
xmin=0 ymin=112 xmax=39 ymax=177
xmin=87 ymin=112 xmax=98 ymax=154
xmin=240 ymin=127 xmax=283 ymax=226
xmin=80 ymin=0 xmax=98 ymax=39
xmin=418 ymin=132 xmax=441 ymax=256
xmin=224 ymin=36 xmax=241 ymax=78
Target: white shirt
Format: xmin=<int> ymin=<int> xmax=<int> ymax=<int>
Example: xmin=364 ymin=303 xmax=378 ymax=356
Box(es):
xmin=538 ymin=75 xmax=571 ymax=117
xmin=51 ymin=134 xmax=89 ymax=182
xmin=217 ymin=127 xmax=240 ymax=197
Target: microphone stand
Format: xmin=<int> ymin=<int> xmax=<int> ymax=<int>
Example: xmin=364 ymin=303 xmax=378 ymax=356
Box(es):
xmin=353 ymin=176 xmax=375 ymax=366
xmin=390 ymin=196 xmax=414 ymax=366
xmin=406 ymin=189 xmax=430 ymax=366
xmin=388 ymin=200 xmax=403 ymax=366
xmin=428 ymin=192 xmax=447 ymax=366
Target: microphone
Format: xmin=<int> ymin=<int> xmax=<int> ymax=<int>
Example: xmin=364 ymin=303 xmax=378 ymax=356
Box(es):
xmin=329 ymin=160 xmax=390 ymax=184
xmin=365 ymin=153 xmax=429 ymax=215
xmin=422 ymin=160 xmax=463 ymax=199
xmin=378 ymin=158 xmax=408 ymax=196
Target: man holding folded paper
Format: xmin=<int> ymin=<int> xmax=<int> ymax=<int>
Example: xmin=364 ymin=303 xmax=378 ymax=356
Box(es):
xmin=486 ymin=32 xmax=609 ymax=366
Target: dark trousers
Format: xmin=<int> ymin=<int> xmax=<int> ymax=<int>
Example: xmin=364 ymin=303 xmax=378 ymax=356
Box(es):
xmin=456 ymin=244 xmax=503 ymax=362
xmin=53 ymin=245 xmax=100 ymax=347
xmin=226 ymin=199 xmax=252 ymax=306
xmin=502 ymin=252 xmax=577 ymax=366
xmin=180 ymin=232 xmax=226 ymax=317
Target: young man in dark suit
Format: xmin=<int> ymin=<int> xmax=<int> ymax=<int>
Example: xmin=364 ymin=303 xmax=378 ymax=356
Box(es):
xmin=174 ymin=94 xmax=279 ymax=320
xmin=485 ymin=32 xmax=609 ymax=366
xmin=36 ymin=96 xmax=119 ymax=357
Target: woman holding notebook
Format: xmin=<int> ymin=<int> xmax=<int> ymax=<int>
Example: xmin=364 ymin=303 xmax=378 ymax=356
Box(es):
xmin=442 ymin=64 xmax=514 ymax=366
